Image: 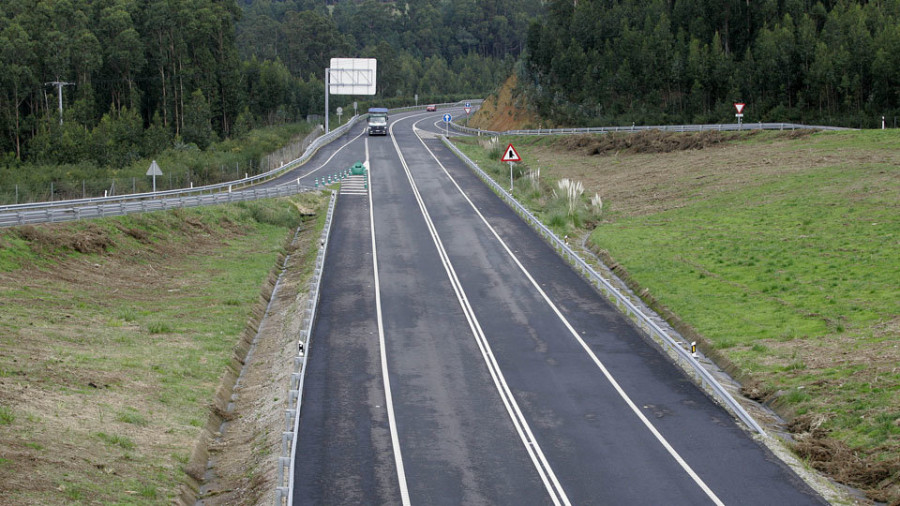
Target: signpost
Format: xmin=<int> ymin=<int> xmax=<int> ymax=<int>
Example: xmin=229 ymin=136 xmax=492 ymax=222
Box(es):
xmin=146 ymin=160 xmax=163 ymax=192
xmin=734 ymin=102 xmax=745 ymax=129
xmin=501 ymin=143 xmax=521 ymax=191
xmin=443 ymin=113 xmax=452 ymax=136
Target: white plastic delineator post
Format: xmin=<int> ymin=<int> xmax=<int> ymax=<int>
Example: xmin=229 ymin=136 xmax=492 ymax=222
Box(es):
xmin=691 ymin=341 xmax=698 ymax=358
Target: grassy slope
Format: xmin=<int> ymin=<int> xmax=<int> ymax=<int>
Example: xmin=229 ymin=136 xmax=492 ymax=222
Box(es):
xmin=452 ymin=129 xmax=899 ymax=502
xmin=0 ymin=195 xmax=325 ymax=504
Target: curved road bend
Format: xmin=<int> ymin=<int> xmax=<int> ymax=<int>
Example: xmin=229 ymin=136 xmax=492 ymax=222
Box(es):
xmin=286 ymin=110 xmax=826 ymax=505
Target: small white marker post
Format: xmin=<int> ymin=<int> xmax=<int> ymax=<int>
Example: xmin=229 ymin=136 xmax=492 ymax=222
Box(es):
xmin=691 ymin=341 xmax=698 ymax=358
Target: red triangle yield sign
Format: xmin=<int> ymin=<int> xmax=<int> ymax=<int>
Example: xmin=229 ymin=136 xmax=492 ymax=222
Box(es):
xmin=734 ymin=102 xmax=746 ymax=114
xmin=501 ymin=143 xmax=522 ymax=162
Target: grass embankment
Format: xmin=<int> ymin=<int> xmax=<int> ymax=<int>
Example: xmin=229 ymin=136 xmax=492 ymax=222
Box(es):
xmin=0 ymin=193 xmax=327 ymax=504
xmin=0 ymin=122 xmax=314 ymax=204
xmin=453 ymin=129 xmax=899 ymax=503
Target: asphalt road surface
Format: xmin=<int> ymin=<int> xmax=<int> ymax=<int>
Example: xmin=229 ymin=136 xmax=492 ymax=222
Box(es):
xmin=287 ymin=109 xmax=826 ymax=505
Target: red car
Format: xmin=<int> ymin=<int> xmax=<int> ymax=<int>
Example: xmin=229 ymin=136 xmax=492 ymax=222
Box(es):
xmin=425 ymin=104 xmax=436 ymax=112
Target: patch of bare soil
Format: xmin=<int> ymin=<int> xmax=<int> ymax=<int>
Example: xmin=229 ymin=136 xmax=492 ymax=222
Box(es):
xmin=790 ymin=414 xmax=900 ymax=504
xmin=469 ymin=74 xmax=540 ymax=132
xmin=15 ymin=223 xmax=116 ymax=254
xmin=556 ymin=129 xmax=760 ymax=155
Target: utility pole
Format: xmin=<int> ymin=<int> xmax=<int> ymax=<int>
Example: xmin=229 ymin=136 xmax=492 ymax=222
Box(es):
xmin=45 ymin=79 xmax=74 ymax=125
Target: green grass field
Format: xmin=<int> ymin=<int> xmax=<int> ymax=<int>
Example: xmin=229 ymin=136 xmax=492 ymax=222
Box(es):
xmin=0 ymin=194 xmax=326 ymax=504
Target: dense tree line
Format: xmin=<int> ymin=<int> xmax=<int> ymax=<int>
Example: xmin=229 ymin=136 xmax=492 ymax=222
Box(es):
xmin=1 ymin=0 xmax=540 ymax=168
xmin=235 ymin=0 xmax=541 ymax=98
xmin=0 ymin=0 xmax=251 ymax=166
xmin=524 ymin=0 xmax=900 ymax=127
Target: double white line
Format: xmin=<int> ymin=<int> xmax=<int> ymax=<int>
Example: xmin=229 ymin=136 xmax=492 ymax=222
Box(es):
xmin=409 ymin=119 xmax=725 ymax=506
xmin=372 ymin=114 xmax=723 ymax=505
xmin=377 ymin=119 xmax=570 ymax=505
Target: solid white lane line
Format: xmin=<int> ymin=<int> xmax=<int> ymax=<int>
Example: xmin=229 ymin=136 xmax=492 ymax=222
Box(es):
xmin=413 ymin=128 xmax=725 ymax=506
xmin=367 ymin=137 xmax=412 ymax=506
xmin=389 ymin=118 xmax=569 ymax=505
xmin=301 ymin=126 xmax=368 ymax=180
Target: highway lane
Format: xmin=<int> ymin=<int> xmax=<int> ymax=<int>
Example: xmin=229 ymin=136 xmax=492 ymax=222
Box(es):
xmin=291 ymin=115 xmax=552 ymax=504
xmin=289 ymin=109 xmax=826 ymax=504
xmin=408 ymin=112 xmax=825 ymax=504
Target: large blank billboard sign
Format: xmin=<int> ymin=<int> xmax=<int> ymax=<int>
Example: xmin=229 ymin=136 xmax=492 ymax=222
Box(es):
xmin=329 ymin=58 xmax=376 ymax=95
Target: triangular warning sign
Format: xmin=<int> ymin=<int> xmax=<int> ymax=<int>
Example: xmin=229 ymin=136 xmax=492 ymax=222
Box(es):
xmin=501 ymin=144 xmax=521 ymax=162
xmin=146 ymin=160 xmax=163 ymax=176
xmin=734 ymin=102 xmax=745 ymax=114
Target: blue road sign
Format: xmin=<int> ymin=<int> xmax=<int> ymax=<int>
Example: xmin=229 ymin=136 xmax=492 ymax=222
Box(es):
xmin=443 ymin=113 xmax=452 ymax=122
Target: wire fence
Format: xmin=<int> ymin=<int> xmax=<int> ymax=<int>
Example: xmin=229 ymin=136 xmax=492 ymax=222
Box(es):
xmin=0 ymin=126 xmax=324 ymax=206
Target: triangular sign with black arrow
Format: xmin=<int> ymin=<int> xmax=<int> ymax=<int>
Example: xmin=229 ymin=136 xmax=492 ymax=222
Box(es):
xmin=501 ymin=144 xmax=521 ymax=162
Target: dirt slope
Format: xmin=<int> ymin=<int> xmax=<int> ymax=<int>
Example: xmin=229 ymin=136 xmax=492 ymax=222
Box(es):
xmin=469 ymin=74 xmax=541 ymax=132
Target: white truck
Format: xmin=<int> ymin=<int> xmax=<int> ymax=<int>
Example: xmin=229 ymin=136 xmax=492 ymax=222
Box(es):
xmin=367 ymin=107 xmax=389 ymax=135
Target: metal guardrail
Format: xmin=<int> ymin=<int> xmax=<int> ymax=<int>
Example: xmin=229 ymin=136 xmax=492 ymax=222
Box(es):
xmin=0 ymin=116 xmax=364 ymax=226
xmin=384 ymin=99 xmax=484 ymax=115
xmin=449 ymin=120 xmax=847 ymax=137
xmin=275 ymin=190 xmax=337 ymax=505
xmin=0 ymin=183 xmax=317 ymax=228
xmin=441 ymin=137 xmax=767 ymax=436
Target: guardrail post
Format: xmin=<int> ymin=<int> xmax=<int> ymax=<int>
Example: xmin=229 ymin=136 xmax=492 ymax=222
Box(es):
xmin=275 ymin=487 xmax=288 ymax=505
xmin=282 ymin=430 xmax=294 ymax=456
xmin=277 ymin=456 xmax=291 ymax=486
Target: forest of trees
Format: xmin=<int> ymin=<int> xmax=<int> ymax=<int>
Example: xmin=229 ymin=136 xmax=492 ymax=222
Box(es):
xmin=0 ymin=0 xmax=539 ymax=168
xmin=524 ymin=0 xmax=900 ymax=127
xmin=3 ymin=0 xmax=899 ymax=170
